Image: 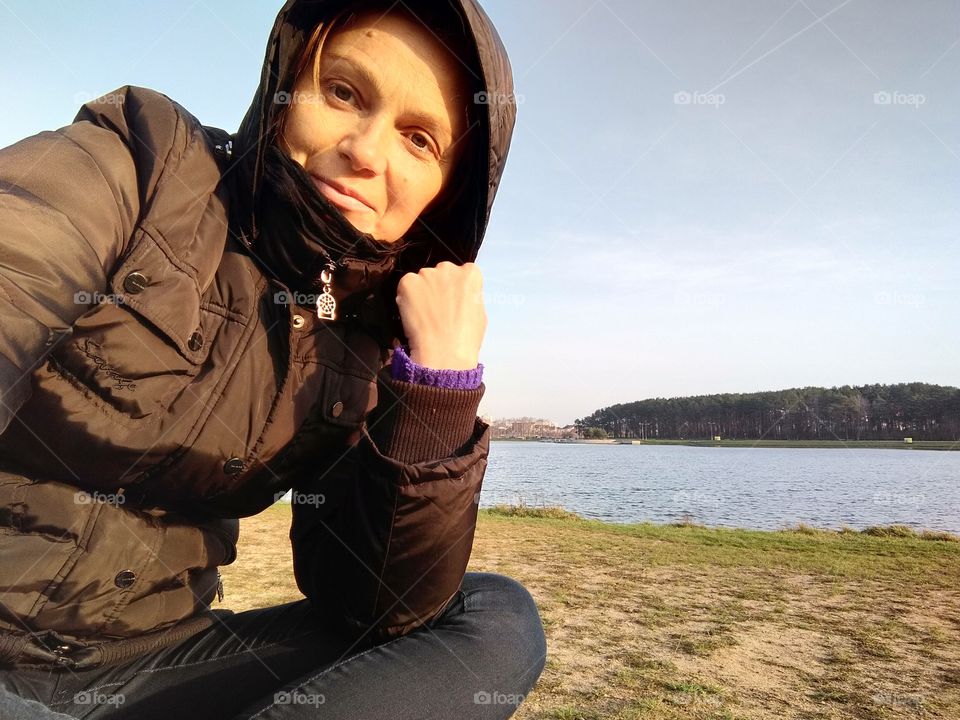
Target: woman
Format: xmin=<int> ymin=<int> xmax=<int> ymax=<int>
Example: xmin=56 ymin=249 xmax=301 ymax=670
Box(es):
xmin=0 ymin=0 xmax=545 ymax=717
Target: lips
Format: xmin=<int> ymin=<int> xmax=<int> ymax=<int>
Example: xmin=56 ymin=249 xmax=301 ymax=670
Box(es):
xmin=310 ymin=175 xmax=375 ymax=213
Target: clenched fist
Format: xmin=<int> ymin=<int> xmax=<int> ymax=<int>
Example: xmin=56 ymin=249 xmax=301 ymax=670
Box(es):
xmin=395 ymin=261 xmax=486 ymax=370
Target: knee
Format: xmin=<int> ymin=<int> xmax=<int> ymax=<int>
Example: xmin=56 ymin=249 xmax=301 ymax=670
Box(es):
xmin=461 ymin=572 xmax=547 ymax=685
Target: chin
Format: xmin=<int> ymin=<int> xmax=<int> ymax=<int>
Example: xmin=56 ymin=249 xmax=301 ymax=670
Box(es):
xmin=356 ymin=219 xmax=401 ymax=243
xmin=337 ymin=211 xmax=371 ymax=234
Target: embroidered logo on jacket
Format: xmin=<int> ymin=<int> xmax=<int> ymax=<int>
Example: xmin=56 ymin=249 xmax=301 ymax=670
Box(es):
xmin=79 ymin=339 xmax=137 ymax=391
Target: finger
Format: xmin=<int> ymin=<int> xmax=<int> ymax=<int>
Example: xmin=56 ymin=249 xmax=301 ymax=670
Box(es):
xmin=397 ymin=272 xmax=420 ymax=294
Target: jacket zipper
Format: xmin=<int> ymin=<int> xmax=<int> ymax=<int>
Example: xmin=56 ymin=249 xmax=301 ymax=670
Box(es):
xmin=315 ymin=260 xmax=339 ymax=321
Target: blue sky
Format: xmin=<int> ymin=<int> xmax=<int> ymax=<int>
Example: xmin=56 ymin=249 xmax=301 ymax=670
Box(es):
xmin=1 ymin=0 xmax=957 ymax=425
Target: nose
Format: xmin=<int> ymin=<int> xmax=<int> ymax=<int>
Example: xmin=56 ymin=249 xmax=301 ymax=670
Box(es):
xmin=338 ymin=116 xmax=389 ymax=175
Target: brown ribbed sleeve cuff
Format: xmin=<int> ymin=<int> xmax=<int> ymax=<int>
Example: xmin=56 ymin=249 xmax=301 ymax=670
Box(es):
xmin=366 ymin=367 xmax=485 ymax=464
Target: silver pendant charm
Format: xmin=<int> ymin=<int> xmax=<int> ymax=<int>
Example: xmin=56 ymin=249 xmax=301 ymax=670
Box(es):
xmin=316 ymin=267 xmax=337 ymax=321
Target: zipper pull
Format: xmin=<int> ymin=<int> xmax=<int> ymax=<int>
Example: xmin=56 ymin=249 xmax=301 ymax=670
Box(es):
xmin=316 ymin=262 xmax=338 ymax=321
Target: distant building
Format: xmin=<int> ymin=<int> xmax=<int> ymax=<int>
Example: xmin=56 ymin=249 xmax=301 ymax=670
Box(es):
xmin=486 ymin=417 xmax=577 ymax=440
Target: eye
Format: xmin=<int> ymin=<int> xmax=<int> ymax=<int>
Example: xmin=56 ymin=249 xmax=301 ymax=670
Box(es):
xmin=408 ymin=131 xmax=438 ymax=158
xmin=327 ymin=82 xmax=356 ymax=104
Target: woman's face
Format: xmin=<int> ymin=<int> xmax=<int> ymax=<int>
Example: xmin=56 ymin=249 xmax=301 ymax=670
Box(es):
xmin=280 ymin=11 xmax=468 ymax=242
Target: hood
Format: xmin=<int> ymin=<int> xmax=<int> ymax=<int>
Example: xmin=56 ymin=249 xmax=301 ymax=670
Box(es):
xmin=228 ymin=0 xmax=517 ymax=272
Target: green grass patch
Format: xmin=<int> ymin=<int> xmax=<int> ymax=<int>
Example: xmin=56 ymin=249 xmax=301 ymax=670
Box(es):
xmin=477 ymin=509 xmax=960 ymax=587
xmin=486 ymin=502 xmax=583 ymax=520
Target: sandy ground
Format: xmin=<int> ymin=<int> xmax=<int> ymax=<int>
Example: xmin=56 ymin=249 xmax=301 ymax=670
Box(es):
xmin=219 ymin=506 xmax=960 ymax=719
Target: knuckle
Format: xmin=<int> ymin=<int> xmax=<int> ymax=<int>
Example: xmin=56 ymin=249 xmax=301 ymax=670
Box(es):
xmin=396 ymin=275 xmax=418 ymax=295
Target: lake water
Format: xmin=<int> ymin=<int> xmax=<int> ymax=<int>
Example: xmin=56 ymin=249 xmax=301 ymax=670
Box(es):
xmin=479 ymin=441 xmax=960 ymax=533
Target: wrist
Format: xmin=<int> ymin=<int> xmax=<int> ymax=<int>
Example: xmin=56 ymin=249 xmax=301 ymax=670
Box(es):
xmin=408 ymin=349 xmax=479 ymax=371
xmin=391 ymin=345 xmax=484 ymax=390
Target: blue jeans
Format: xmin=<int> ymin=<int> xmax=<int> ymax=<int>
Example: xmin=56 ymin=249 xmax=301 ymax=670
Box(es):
xmin=0 ymin=572 xmax=547 ymax=719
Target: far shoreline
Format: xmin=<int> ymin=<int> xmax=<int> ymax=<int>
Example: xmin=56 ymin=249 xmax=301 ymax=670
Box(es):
xmin=491 ymin=438 xmax=959 ymax=450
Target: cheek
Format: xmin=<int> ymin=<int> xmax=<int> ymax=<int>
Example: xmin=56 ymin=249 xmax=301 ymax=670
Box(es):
xmin=280 ymin=105 xmax=312 ymax=161
xmin=390 ymin=164 xmax=444 ymax=216
xmin=282 ymin=98 xmax=340 ymax=158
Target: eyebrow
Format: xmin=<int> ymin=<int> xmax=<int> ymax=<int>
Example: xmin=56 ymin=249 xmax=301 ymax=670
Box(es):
xmin=323 ymin=53 xmax=454 ymax=148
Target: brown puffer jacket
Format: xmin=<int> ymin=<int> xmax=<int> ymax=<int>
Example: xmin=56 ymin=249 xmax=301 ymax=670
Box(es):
xmin=0 ymin=0 xmax=516 ymax=670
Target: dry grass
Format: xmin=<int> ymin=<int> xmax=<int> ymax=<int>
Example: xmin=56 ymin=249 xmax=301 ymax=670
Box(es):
xmin=219 ymin=504 xmax=960 ymax=719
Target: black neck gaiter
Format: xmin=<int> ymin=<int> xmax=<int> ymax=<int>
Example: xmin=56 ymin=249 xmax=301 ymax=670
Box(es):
xmin=250 ymin=144 xmax=409 ymax=345
xmin=255 ymin=144 xmax=406 ymax=294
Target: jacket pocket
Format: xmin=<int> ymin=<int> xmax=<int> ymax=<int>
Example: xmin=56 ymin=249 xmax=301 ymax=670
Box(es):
xmin=0 ymin=475 xmax=234 ymax=640
xmin=316 ymin=362 xmax=378 ymax=429
xmin=0 ymin=473 xmax=102 ymax=629
xmin=294 ymin=321 xmax=382 ymax=430
xmin=46 ymin=224 xmax=222 ymax=419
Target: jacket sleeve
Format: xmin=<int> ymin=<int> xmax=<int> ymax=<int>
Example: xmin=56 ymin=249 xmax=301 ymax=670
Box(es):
xmin=290 ymin=367 xmax=488 ymax=642
xmin=0 ymin=88 xmax=165 ymax=435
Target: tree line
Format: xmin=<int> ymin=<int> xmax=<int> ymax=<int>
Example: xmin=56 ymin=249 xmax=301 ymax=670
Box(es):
xmin=574 ymin=383 xmax=960 ymax=441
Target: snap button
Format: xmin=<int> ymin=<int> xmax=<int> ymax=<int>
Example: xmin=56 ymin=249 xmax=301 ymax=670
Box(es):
xmin=122 ymin=271 xmax=149 ymax=294
xmin=114 ymin=570 xmax=137 ymax=589
xmin=188 ymin=330 xmax=204 ymax=351
xmin=291 ymin=314 xmax=305 ymax=330
xmin=331 ymin=401 xmax=344 ymax=418
xmin=223 ymin=457 xmax=246 ymax=475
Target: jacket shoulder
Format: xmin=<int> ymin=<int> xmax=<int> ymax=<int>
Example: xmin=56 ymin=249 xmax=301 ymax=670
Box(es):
xmin=70 ymin=86 xmax=232 ymax=336
xmin=73 ymin=86 xmax=226 ymax=202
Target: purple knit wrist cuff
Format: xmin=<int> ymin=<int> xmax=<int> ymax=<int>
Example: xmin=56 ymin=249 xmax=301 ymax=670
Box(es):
xmin=390 ymin=345 xmax=484 ymax=390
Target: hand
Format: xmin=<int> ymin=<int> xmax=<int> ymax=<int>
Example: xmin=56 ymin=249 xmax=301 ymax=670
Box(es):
xmin=395 ymin=261 xmax=486 ymax=370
